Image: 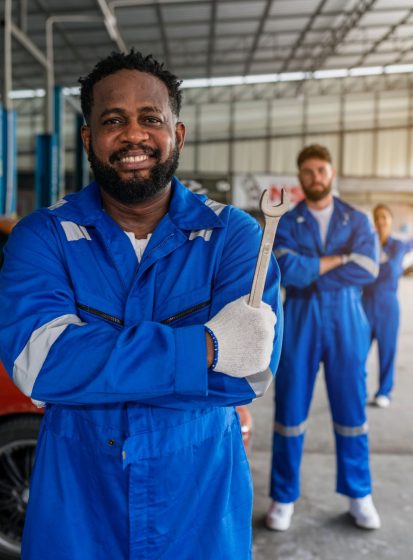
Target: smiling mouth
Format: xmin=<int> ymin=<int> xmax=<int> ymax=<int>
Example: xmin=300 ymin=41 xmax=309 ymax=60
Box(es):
xmin=120 ymin=155 xmax=149 ymax=163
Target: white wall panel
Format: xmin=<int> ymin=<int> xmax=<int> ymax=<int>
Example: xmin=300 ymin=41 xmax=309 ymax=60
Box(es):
xmin=269 ymin=137 xmax=303 ymax=174
xmin=180 ymin=105 xmax=196 ymax=141
xmin=344 ymin=93 xmax=375 ymax=130
xmin=233 ymin=140 xmax=266 ymax=173
xmin=178 ymin=145 xmax=195 ymax=172
xmin=307 ymin=96 xmax=340 ymax=133
xmin=271 ymin=98 xmax=304 ymax=134
xmin=378 ymin=91 xmax=410 ymax=128
xmin=198 ymin=143 xmax=229 ymax=173
xmin=200 ymin=103 xmax=230 ymax=140
xmin=377 ymin=130 xmax=408 ymax=177
xmin=343 ymin=132 xmax=374 ymax=176
xmin=234 ymin=101 xmax=267 ymax=138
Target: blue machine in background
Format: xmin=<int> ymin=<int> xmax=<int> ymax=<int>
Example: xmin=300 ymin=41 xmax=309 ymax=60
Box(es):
xmin=0 ymin=105 xmax=17 ymax=216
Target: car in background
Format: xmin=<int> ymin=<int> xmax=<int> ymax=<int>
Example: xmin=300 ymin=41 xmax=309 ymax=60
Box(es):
xmin=0 ymin=365 xmax=42 ymax=560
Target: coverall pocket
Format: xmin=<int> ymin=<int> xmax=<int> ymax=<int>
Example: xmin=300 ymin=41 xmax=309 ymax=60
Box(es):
xmin=157 ymin=285 xmax=212 ymax=326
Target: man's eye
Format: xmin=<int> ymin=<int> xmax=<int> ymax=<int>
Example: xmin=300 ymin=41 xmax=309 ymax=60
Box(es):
xmin=144 ymin=116 xmax=162 ymax=124
xmin=103 ymin=118 xmax=123 ymax=125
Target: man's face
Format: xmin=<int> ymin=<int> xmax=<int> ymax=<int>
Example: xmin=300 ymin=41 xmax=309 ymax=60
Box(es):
xmin=298 ymin=157 xmax=335 ymax=202
xmin=81 ymin=69 xmax=185 ymax=204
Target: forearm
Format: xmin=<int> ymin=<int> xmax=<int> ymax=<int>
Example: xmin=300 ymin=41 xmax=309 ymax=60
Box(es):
xmin=205 ymin=331 xmax=214 ymax=368
xmin=319 ymin=255 xmax=343 ymax=275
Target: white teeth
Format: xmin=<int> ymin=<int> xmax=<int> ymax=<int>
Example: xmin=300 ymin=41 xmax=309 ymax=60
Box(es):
xmin=121 ymin=155 xmax=148 ymax=163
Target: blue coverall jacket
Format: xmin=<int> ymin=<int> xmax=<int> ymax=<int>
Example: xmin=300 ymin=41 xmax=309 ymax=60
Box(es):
xmin=270 ymin=197 xmax=379 ymax=503
xmin=363 ymin=236 xmax=411 ymax=398
xmin=0 ymin=178 xmax=282 ymax=560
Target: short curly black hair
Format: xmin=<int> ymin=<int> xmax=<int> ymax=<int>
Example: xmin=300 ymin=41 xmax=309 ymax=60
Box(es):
xmin=79 ymin=49 xmax=183 ymax=124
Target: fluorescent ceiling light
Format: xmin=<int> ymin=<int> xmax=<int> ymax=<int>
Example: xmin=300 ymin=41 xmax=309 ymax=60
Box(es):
xmin=62 ymin=86 xmax=81 ymax=96
xmin=385 ymin=64 xmax=413 ymax=74
xmin=313 ymin=68 xmax=349 ymax=79
xmin=10 ymin=89 xmax=45 ymax=99
xmin=9 ymin=63 xmax=413 ymax=100
xmin=349 ymin=66 xmax=383 ymax=77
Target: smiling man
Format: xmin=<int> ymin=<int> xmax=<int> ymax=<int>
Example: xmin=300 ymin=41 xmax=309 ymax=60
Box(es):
xmin=266 ymin=144 xmax=381 ymax=532
xmin=0 ymin=51 xmax=282 ymax=559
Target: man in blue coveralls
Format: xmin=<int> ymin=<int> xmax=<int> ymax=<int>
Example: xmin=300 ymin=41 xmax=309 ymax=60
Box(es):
xmin=0 ymin=50 xmax=282 ymax=559
xmin=266 ymin=144 xmax=381 ymax=532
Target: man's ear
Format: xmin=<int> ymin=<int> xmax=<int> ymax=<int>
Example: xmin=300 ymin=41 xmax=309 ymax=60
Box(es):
xmin=81 ymin=125 xmax=91 ymax=156
xmin=175 ymin=121 xmax=186 ymax=151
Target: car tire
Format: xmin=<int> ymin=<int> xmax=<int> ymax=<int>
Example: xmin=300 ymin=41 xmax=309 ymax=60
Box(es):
xmin=0 ymin=415 xmax=42 ymax=560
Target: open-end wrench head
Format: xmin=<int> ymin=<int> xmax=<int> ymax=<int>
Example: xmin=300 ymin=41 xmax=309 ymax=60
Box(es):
xmin=259 ymin=188 xmax=290 ymax=218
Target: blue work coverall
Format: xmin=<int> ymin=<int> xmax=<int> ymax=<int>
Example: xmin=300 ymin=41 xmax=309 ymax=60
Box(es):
xmin=0 ymin=178 xmax=282 ymax=560
xmin=363 ymin=237 xmax=412 ymax=398
xmin=270 ymin=197 xmax=378 ymax=503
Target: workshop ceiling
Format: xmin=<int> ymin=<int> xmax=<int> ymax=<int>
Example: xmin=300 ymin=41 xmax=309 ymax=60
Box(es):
xmin=3 ymin=0 xmax=413 ymax=90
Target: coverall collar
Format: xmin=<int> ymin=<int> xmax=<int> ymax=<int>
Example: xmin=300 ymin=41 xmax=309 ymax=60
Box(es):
xmin=49 ymin=177 xmax=225 ymax=232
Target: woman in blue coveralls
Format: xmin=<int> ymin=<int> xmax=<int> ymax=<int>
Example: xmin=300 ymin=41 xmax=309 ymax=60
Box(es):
xmin=363 ymin=204 xmax=412 ymax=408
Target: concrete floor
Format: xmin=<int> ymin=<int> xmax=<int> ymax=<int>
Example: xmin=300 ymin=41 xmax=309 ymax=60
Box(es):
xmin=250 ymin=277 xmax=413 ymax=560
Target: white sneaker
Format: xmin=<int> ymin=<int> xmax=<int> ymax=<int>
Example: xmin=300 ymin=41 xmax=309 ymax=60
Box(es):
xmin=374 ymin=395 xmax=390 ymax=408
xmin=349 ymin=495 xmax=381 ymax=529
xmin=266 ymin=500 xmax=294 ymax=531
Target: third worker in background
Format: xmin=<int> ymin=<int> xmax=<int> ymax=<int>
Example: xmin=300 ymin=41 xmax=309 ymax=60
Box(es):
xmin=363 ymin=204 xmax=413 ymax=408
xmin=266 ymin=144 xmax=381 ymax=532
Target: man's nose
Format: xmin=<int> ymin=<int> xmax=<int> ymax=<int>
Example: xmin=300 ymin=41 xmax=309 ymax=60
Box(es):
xmin=121 ymin=121 xmax=149 ymax=143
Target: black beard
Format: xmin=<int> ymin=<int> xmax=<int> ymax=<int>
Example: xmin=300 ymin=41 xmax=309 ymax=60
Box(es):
xmin=302 ymin=182 xmax=332 ymax=202
xmin=88 ymin=142 xmax=180 ymax=204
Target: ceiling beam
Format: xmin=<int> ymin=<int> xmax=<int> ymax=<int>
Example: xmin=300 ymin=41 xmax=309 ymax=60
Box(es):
xmin=353 ymin=8 xmax=413 ymax=67
xmin=33 ymin=0 xmax=91 ymax=73
xmin=280 ymin=0 xmax=329 ymax=73
xmin=243 ymin=0 xmax=274 ymax=75
xmin=206 ymin=0 xmax=218 ymax=77
xmin=308 ymin=0 xmax=378 ymax=73
xmin=153 ymin=3 xmax=171 ymax=67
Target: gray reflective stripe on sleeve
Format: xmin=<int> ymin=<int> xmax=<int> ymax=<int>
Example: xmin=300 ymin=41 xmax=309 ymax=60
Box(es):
xmin=245 ymin=367 xmax=273 ymax=398
xmin=61 ymin=221 xmax=91 ymax=241
xmin=189 ymin=229 xmax=214 ymax=241
xmin=274 ymin=248 xmax=298 ymax=258
xmin=348 ymin=253 xmax=379 ymax=277
xmin=49 ymin=199 xmax=67 ymax=210
xmin=334 ymin=422 xmax=368 ymax=437
xmin=274 ymin=419 xmax=308 ymax=437
xmin=205 ymin=199 xmax=226 ymax=216
xmin=13 ymin=314 xmax=85 ymax=396
xmin=189 ymin=200 xmax=226 ymax=241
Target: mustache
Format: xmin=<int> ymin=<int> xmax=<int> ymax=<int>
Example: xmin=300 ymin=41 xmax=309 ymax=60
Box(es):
xmin=109 ymin=144 xmax=161 ymax=164
xmin=310 ymin=182 xmax=328 ymax=188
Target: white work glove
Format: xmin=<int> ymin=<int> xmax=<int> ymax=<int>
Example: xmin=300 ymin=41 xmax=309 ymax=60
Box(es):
xmin=205 ymin=295 xmax=276 ymax=377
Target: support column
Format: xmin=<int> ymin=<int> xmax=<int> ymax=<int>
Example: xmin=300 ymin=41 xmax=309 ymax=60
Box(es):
xmin=54 ymin=86 xmax=65 ymax=198
xmin=35 ymin=133 xmax=58 ymax=208
xmin=1 ymin=108 xmax=17 ymax=215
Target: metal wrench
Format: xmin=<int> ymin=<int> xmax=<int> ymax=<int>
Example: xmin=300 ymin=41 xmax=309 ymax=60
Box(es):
xmin=248 ymin=188 xmax=289 ymax=308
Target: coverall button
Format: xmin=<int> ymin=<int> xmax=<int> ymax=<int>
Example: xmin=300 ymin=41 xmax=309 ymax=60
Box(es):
xmin=107 ymin=439 xmax=115 ymax=446
xmin=122 ymin=451 xmax=127 ymax=460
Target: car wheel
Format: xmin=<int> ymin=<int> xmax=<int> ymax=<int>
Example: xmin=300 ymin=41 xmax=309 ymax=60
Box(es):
xmin=0 ymin=416 xmax=42 ymax=560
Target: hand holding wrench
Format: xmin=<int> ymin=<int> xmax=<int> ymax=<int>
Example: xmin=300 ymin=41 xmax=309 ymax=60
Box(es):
xmin=248 ymin=189 xmax=289 ymax=308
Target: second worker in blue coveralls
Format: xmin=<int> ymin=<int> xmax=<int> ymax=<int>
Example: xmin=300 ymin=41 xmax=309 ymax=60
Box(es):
xmin=266 ymin=144 xmax=381 ymax=532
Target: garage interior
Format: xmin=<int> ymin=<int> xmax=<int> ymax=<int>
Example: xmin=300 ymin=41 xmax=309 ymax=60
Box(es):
xmin=1 ymin=1 xmax=413 ymax=559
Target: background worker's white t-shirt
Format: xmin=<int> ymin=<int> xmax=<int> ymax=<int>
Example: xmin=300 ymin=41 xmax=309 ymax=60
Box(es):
xmin=308 ymin=202 xmax=334 ymax=248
